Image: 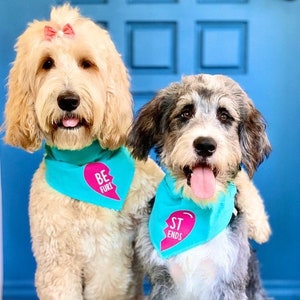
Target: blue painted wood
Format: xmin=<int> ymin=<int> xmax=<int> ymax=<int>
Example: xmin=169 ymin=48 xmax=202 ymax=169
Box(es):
xmin=196 ymin=21 xmax=247 ymax=73
xmin=126 ymin=22 xmax=177 ymax=73
xmin=1 ymin=0 xmax=300 ymax=299
xmin=0 ymin=2 xmax=54 ymax=299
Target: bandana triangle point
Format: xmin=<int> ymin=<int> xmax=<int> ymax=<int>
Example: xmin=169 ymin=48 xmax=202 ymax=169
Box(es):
xmin=44 ymin=141 xmax=135 ymax=211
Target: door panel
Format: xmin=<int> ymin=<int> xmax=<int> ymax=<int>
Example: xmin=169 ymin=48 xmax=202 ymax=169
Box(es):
xmin=1 ymin=0 xmax=300 ymax=299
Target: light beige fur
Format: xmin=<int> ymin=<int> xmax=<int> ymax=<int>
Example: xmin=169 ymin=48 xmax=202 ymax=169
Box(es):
xmin=234 ymin=170 xmax=270 ymax=243
xmin=3 ymin=4 xmax=163 ymax=299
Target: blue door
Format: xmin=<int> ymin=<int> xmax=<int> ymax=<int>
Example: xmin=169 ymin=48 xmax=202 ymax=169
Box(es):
xmin=1 ymin=1 xmax=300 ymax=299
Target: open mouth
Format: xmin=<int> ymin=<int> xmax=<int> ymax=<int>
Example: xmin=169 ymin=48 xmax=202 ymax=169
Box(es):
xmin=183 ymin=163 xmax=218 ymax=200
xmin=53 ymin=114 xmax=87 ymax=130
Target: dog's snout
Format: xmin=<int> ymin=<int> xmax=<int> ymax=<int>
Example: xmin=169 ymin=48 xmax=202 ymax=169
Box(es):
xmin=57 ymin=93 xmax=80 ymax=112
xmin=193 ymin=137 xmax=217 ymax=157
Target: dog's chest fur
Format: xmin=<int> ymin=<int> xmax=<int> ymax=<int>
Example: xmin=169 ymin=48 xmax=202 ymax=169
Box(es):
xmin=149 ymin=216 xmax=249 ymax=300
xmin=170 ymin=230 xmax=238 ymax=298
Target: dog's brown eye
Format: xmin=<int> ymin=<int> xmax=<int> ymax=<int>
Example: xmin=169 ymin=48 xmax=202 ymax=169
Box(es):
xmin=220 ymin=113 xmax=228 ymax=122
xmin=42 ymin=57 xmax=55 ymax=70
xmin=80 ymin=59 xmax=94 ymax=69
xmin=217 ymin=108 xmax=233 ymax=124
xmin=179 ymin=104 xmax=194 ymax=121
xmin=181 ymin=111 xmax=192 ymax=119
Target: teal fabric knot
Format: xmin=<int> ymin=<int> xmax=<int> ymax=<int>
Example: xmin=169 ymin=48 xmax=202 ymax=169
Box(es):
xmin=149 ymin=172 xmax=237 ymax=259
xmin=44 ymin=140 xmax=135 ymax=211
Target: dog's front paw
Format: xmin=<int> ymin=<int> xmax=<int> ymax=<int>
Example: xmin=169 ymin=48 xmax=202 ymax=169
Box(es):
xmin=248 ymin=216 xmax=271 ymax=244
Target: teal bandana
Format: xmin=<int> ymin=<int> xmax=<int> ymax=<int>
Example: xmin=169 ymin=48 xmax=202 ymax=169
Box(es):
xmin=44 ymin=140 xmax=135 ymax=211
xmin=149 ymin=172 xmax=237 ymax=259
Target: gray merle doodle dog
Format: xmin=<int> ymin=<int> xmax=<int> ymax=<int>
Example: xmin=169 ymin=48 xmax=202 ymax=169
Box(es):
xmin=127 ymin=74 xmax=272 ymax=300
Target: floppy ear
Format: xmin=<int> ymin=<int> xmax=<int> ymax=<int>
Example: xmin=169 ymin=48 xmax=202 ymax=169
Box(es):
xmin=98 ymin=34 xmax=133 ymax=150
xmin=127 ymin=93 xmax=166 ymax=160
xmin=3 ymin=38 xmax=43 ymax=152
xmin=239 ymin=101 xmax=271 ymax=178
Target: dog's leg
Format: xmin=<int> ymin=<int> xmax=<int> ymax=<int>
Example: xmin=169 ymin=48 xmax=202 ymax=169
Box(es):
xmin=246 ymin=249 xmax=272 ymax=300
xmin=147 ymin=266 xmax=176 ymax=300
xmin=32 ymin=230 xmax=84 ymax=299
xmin=30 ymin=176 xmax=84 ymax=299
xmin=214 ymin=216 xmax=250 ymax=300
xmin=35 ymin=263 xmax=83 ymax=300
xmin=82 ymin=250 xmax=135 ymax=300
xmin=135 ymin=216 xmax=176 ymax=300
xmin=131 ymin=246 xmax=145 ymax=300
xmin=80 ymin=225 xmax=141 ymax=300
xmin=234 ymin=169 xmax=271 ymax=243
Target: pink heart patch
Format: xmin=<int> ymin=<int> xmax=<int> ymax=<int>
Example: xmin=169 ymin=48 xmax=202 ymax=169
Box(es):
xmin=84 ymin=162 xmax=120 ymax=200
xmin=160 ymin=210 xmax=196 ymax=251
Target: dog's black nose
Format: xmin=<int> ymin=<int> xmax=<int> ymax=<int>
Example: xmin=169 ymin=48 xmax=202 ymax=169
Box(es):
xmin=57 ymin=92 xmax=80 ymax=112
xmin=193 ymin=137 xmax=217 ymax=157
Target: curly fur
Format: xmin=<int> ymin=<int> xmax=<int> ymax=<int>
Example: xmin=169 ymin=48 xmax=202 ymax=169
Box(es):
xmin=3 ymin=4 xmax=164 ymax=299
xmin=4 ymin=4 xmax=131 ymax=151
xmin=128 ymin=74 xmax=272 ymax=299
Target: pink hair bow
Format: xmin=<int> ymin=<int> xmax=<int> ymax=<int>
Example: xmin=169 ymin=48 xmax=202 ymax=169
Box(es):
xmin=44 ymin=23 xmax=75 ymax=41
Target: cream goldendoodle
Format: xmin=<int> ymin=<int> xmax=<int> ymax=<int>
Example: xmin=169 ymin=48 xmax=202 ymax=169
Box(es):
xmin=3 ymin=4 xmax=163 ymax=299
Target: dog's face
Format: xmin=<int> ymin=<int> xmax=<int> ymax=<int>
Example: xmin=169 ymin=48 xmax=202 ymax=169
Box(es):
xmin=128 ymin=74 xmax=271 ymax=202
xmin=4 ymin=4 xmax=132 ymax=151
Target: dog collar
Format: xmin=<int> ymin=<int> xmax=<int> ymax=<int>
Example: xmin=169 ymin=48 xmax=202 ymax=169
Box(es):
xmin=149 ymin=172 xmax=237 ymax=259
xmin=44 ymin=140 xmax=135 ymax=211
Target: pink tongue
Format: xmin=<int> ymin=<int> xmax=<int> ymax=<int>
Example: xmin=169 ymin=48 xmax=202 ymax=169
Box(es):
xmin=62 ymin=118 xmax=79 ymax=128
xmin=190 ymin=166 xmax=216 ymax=199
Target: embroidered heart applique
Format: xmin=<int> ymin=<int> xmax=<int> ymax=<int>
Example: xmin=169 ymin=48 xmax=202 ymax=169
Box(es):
xmin=84 ymin=162 xmax=120 ymax=200
xmin=160 ymin=210 xmax=196 ymax=251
